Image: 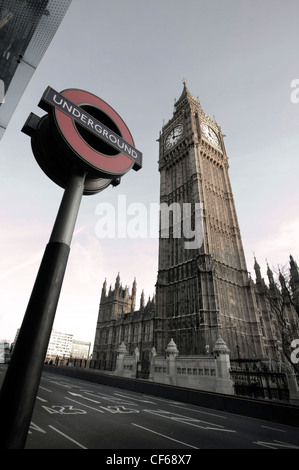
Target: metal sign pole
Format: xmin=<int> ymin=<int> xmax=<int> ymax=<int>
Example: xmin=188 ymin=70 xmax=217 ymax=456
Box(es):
xmin=0 ymin=84 xmax=142 ymax=449
xmin=0 ymin=170 xmax=86 ymax=449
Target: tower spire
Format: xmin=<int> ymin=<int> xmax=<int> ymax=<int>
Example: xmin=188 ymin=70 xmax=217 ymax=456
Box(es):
xmin=101 ymin=278 xmax=107 ymax=299
xmin=131 ymin=277 xmax=137 ymax=312
xmin=290 ymin=254 xmax=299 ymax=283
xmin=254 ymin=256 xmax=262 ymax=283
xmin=174 ymin=78 xmax=200 ymax=112
xmin=140 ymin=289 xmax=145 ymax=310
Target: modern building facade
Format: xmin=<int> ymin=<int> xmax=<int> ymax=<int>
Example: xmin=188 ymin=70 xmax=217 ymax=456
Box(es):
xmin=45 ymin=329 xmax=73 ymax=362
xmin=45 ymin=330 xmax=91 ymax=362
xmin=0 ymin=341 xmax=10 ymax=363
xmin=71 ymin=339 xmax=91 ymax=360
xmin=12 ymin=327 xmax=90 ymax=363
xmin=92 ymin=83 xmax=299 ymax=386
xmin=0 ymin=0 xmax=71 ymax=139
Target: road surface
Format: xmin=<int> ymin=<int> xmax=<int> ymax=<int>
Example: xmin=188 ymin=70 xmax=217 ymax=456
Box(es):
xmin=1 ymin=365 xmax=299 ymax=453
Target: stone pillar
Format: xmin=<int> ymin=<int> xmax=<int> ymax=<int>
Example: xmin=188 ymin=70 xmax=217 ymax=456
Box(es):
xmin=149 ymin=346 xmax=157 ymax=380
xmin=285 ymin=364 xmax=299 ymax=405
xmin=213 ymin=336 xmax=231 ymax=379
xmin=132 ymin=347 xmax=140 ymax=377
xmin=115 ymin=341 xmax=128 ymax=376
xmin=166 ymin=339 xmax=178 ymax=385
xmin=213 ymin=336 xmax=234 ymax=394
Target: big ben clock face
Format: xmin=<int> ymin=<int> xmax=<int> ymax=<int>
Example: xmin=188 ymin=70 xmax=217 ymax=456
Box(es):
xmin=201 ymin=122 xmax=220 ymax=147
xmin=165 ymin=124 xmax=184 ymax=149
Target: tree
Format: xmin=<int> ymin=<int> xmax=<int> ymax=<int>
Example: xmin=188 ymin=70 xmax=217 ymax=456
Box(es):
xmin=266 ymin=264 xmax=299 ymax=374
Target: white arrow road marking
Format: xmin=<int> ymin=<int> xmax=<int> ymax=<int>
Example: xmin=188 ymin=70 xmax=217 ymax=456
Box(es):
xmin=100 ymin=405 xmax=139 ymax=414
xmin=67 ymin=391 xmax=101 ymax=404
xmin=29 ymin=422 xmax=47 ymax=434
xmin=65 ymin=397 xmax=105 ymax=413
xmin=91 ymin=392 xmax=136 ymax=405
xmin=114 ymin=392 xmax=155 ymax=404
xmin=144 ymin=409 xmax=236 ymax=432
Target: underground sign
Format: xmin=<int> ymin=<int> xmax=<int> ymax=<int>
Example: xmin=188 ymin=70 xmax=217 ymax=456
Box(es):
xmin=22 ymin=86 xmax=142 ymax=194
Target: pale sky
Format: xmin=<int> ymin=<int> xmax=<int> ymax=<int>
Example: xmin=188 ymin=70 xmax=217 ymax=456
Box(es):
xmin=1 ymin=0 xmax=299 ymax=346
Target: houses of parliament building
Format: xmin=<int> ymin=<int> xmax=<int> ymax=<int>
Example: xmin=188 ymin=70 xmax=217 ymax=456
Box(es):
xmin=92 ymin=82 xmax=299 ymax=385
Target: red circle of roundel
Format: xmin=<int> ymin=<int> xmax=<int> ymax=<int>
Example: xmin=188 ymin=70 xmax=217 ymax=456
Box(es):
xmin=54 ymin=89 xmax=134 ymax=176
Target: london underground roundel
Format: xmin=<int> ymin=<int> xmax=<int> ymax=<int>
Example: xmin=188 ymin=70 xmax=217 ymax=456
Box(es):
xmin=22 ymin=86 xmax=142 ymax=195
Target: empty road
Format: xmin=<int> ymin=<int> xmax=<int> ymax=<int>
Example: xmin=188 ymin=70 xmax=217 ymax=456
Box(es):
xmin=0 ymin=364 xmax=299 ymax=453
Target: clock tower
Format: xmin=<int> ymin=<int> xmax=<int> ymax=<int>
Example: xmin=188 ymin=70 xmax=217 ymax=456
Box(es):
xmin=155 ymin=81 xmax=265 ymax=360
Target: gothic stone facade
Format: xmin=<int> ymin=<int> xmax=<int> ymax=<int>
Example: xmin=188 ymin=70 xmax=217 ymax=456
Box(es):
xmin=92 ymin=84 xmax=299 ymax=372
xmin=92 ymin=275 xmax=156 ymax=370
